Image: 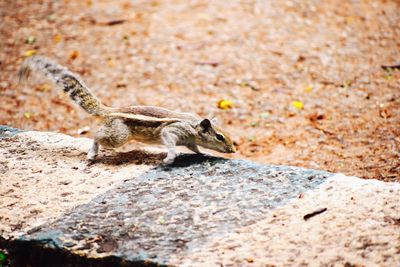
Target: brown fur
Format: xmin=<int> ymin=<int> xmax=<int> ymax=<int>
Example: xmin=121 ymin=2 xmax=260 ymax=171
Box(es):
xmin=19 ymin=56 xmax=235 ymax=164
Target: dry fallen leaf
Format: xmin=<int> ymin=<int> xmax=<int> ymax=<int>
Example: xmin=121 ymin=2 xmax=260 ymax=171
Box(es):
xmin=107 ymin=59 xmax=114 ymax=67
xmin=217 ymin=99 xmax=233 ymax=110
xmin=379 ymin=107 xmax=391 ymax=119
xmin=35 ymin=83 xmax=51 ymax=92
xmin=54 ymin=34 xmax=62 ymax=43
xmin=245 ymin=257 xmax=254 ymax=263
xmin=69 ymin=50 xmax=79 ymax=60
xmin=308 ymin=113 xmax=325 ymax=122
xmin=23 ymin=112 xmax=31 ymax=119
xmin=25 ymin=36 xmax=36 ymax=44
xmin=346 ymin=16 xmax=354 ymax=24
xmin=305 ymin=85 xmax=313 ymax=93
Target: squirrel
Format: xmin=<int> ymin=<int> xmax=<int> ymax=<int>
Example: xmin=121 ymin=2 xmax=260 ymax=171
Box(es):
xmin=18 ymin=56 xmax=236 ymax=164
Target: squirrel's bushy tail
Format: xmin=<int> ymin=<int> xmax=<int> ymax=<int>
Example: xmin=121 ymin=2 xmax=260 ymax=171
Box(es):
xmin=19 ymin=56 xmax=108 ymax=116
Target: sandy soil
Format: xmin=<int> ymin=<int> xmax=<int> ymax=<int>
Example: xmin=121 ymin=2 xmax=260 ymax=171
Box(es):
xmin=0 ymin=0 xmax=399 ymax=181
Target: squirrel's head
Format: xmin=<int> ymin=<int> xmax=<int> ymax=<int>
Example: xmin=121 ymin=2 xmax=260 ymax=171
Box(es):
xmin=195 ymin=118 xmax=236 ymax=153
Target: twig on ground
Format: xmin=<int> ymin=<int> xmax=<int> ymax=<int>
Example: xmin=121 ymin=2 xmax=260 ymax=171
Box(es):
xmin=303 ymin=208 xmax=327 ymax=220
xmin=381 ymin=64 xmax=400 ymax=71
xmin=193 ymin=61 xmax=220 ymax=67
xmin=97 ymin=19 xmax=127 ymax=26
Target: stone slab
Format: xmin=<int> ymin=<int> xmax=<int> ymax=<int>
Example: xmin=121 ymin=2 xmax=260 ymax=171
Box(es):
xmin=177 ymin=174 xmax=400 ymax=267
xmin=0 ymin=128 xmax=154 ymax=239
xmin=16 ymin=157 xmax=331 ymax=266
xmin=1 ymin=128 xmax=399 ymax=267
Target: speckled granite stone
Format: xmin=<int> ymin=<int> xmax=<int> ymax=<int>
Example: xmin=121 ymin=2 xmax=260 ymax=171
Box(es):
xmin=16 ymin=155 xmax=331 ymax=265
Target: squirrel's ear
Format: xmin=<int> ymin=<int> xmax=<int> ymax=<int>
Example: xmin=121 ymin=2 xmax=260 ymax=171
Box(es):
xmin=198 ymin=118 xmax=212 ymax=132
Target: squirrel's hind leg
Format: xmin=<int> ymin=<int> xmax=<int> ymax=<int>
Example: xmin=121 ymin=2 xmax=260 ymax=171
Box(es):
xmin=87 ymin=140 xmax=99 ymax=161
xmin=88 ymin=119 xmax=131 ymax=162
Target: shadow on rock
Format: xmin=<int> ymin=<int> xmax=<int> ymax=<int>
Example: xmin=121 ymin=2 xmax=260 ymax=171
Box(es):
xmin=94 ymin=149 xmax=166 ymax=166
xmin=94 ymin=150 xmax=227 ymax=167
xmin=2 ymin=238 xmax=161 ymax=267
xmin=163 ymin=153 xmax=228 ymax=168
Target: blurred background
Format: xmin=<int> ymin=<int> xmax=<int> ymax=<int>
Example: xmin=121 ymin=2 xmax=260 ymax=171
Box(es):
xmin=0 ymin=0 xmax=399 ymax=180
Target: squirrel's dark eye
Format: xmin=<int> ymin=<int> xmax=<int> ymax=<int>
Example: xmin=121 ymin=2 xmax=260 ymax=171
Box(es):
xmin=216 ymin=133 xmax=225 ymax=141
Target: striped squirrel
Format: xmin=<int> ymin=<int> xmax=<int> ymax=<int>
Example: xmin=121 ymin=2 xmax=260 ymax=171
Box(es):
xmin=19 ymin=56 xmax=235 ymax=164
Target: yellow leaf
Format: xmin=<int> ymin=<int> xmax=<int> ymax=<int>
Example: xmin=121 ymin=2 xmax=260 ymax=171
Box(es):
xmin=54 ymin=34 xmax=62 ymax=43
xmin=292 ymin=100 xmax=304 ymax=110
xmin=23 ymin=112 xmax=31 ymax=119
xmin=305 ymin=85 xmax=313 ymax=93
xmin=25 ymin=50 xmax=37 ymax=57
xmin=217 ymin=99 xmax=233 ymax=110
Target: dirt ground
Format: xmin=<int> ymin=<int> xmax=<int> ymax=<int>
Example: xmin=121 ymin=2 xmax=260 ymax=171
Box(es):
xmin=1 ymin=0 xmax=399 ymax=181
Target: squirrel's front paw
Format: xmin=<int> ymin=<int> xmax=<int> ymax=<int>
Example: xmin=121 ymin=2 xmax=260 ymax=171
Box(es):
xmin=163 ymin=155 xmax=176 ymax=165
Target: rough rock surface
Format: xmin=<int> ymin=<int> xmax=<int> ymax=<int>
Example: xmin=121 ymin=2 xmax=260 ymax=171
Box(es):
xmin=0 ymin=127 xmax=399 ymax=266
xmin=176 ymin=175 xmax=400 ymax=267
xmin=21 ymin=157 xmax=330 ymax=265
xmin=0 ymin=126 xmax=153 ymax=239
